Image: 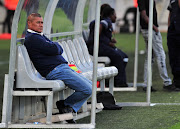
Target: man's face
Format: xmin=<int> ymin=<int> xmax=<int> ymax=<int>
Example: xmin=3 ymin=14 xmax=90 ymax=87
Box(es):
xmin=28 ymin=17 xmax=43 ymax=33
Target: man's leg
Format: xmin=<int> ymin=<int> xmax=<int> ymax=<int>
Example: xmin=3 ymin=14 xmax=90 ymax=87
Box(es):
xmin=99 ymin=45 xmax=128 ymax=87
xmin=151 ymin=31 xmax=172 ymax=86
xmin=46 ymin=64 xmax=92 ymax=112
xmin=167 ymin=33 xmax=180 ymax=88
xmin=116 ymin=48 xmax=128 ymax=67
xmin=141 ymin=29 xmax=172 ymax=87
xmin=141 ymin=29 xmax=154 ymax=87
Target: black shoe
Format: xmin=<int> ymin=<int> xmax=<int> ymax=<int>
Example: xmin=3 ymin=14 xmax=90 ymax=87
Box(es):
xmin=56 ymin=100 xmax=76 ymax=123
xmin=163 ymin=84 xmax=180 ymax=91
xmin=66 ymin=119 xmax=76 ymax=124
xmin=56 ymin=100 xmax=65 ymax=114
xmin=61 ymin=106 xmax=74 ymax=114
xmin=62 ymin=107 xmax=76 ymax=124
xmin=143 ymin=87 xmax=157 ymax=92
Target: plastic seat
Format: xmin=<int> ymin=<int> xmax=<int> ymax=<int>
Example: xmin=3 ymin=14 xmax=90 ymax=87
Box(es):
xmin=66 ymin=38 xmax=118 ymax=93
xmin=13 ymin=45 xmax=68 ymax=124
xmin=72 ymin=38 xmax=113 ymax=78
xmin=66 ymin=40 xmax=108 ymax=80
xmin=77 ymin=37 xmax=118 ymax=77
xmin=82 ymin=30 xmax=111 ymax=66
xmin=59 ymin=41 xmax=93 ymax=80
xmin=16 ymin=45 xmax=66 ymax=91
xmin=82 ymin=29 xmax=89 ymax=43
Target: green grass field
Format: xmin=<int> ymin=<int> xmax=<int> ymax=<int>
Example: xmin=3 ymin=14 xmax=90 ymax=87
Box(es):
xmin=1 ymin=33 xmax=180 ymax=129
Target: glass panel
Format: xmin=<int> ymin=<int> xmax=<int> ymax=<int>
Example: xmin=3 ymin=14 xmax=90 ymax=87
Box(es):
xmin=82 ymin=0 xmax=90 ymax=30
xmin=51 ymin=0 xmax=79 ymax=34
xmin=17 ymin=0 xmax=50 ymax=38
xmin=83 ymin=0 xmax=90 ymax=24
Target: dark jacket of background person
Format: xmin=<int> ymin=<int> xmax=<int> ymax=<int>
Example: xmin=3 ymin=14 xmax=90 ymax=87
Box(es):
xmin=167 ymin=0 xmax=180 ymax=87
xmin=168 ymin=0 xmax=180 ymax=34
xmin=87 ymin=17 xmax=113 ymax=51
xmin=138 ymin=0 xmax=158 ymax=29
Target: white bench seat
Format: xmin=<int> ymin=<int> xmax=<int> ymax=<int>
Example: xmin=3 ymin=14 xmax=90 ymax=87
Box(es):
xmin=13 ymin=45 xmax=68 ymax=124
xmin=16 ymin=45 xmax=66 ymax=92
xmin=58 ymin=38 xmax=118 ymax=93
xmin=77 ymin=37 xmax=118 ymax=77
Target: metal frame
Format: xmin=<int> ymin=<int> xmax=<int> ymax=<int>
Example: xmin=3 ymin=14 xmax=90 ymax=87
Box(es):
xmin=91 ymin=0 xmax=101 ymax=125
xmin=133 ymin=7 xmax=140 ymax=89
xmin=116 ymin=0 xmax=179 ymax=107
xmin=116 ymin=0 xmax=154 ymax=107
xmin=74 ymin=0 xmax=86 ymax=34
xmin=3 ymin=0 xmax=25 ymax=126
xmin=43 ymin=0 xmax=59 ymax=37
xmin=146 ymin=0 xmax=154 ymax=104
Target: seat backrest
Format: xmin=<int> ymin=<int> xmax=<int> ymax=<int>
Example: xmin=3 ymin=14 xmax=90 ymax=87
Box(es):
xmin=82 ymin=29 xmax=90 ymax=43
xmin=66 ymin=40 xmax=89 ymax=72
xmin=66 ymin=40 xmax=81 ymax=65
xmin=58 ymin=42 xmax=69 ymax=62
xmin=16 ymin=45 xmax=65 ymax=91
xmin=73 ymin=38 xmax=92 ymax=68
xmin=60 ymin=41 xmax=74 ymax=64
xmin=78 ymin=37 xmax=93 ymax=66
xmin=18 ymin=45 xmax=43 ymax=80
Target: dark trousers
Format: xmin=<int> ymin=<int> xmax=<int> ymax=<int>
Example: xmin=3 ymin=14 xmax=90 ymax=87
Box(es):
xmin=167 ymin=27 xmax=180 ymax=87
xmin=89 ymin=44 xmax=128 ymax=85
xmin=3 ymin=10 xmax=14 ymax=33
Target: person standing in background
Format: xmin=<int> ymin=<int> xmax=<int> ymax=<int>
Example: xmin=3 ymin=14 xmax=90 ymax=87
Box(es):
xmin=167 ymin=0 xmax=180 ymax=91
xmin=137 ymin=0 xmax=173 ymax=92
xmin=3 ymin=0 xmax=19 ymax=33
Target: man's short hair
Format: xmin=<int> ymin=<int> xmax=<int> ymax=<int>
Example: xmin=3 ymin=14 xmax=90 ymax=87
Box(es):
xmin=27 ymin=13 xmax=42 ymax=22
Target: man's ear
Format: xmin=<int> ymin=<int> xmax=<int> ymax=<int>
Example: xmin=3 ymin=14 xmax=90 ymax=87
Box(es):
xmin=27 ymin=21 xmax=31 ymax=26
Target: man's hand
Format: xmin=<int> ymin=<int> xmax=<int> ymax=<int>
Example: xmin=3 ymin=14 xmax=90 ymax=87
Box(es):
xmin=109 ymin=42 xmax=116 ymax=48
xmin=141 ymin=10 xmax=159 ymax=32
xmin=111 ymin=38 xmax=117 ymax=43
xmin=153 ymin=25 xmax=159 ymax=32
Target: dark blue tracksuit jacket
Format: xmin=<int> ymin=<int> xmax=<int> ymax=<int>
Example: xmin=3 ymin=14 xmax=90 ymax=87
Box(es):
xmin=24 ymin=31 xmax=67 ymax=77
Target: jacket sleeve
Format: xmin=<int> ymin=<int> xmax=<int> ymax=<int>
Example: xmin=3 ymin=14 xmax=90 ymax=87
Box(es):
xmin=100 ymin=20 xmax=108 ymax=29
xmin=31 ymin=35 xmax=63 ymax=56
xmin=138 ymin=0 xmax=145 ymax=12
xmin=167 ymin=1 xmax=172 ymax=11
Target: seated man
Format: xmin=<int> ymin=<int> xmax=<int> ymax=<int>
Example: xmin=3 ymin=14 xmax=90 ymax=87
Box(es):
xmin=87 ymin=7 xmax=128 ymax=87
xmin=24 ymin=13 xmax=92 ymax=123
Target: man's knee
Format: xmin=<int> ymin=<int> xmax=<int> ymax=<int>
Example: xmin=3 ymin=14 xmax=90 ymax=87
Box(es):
xmin=83 ymin=85 xmax=92 ymax=97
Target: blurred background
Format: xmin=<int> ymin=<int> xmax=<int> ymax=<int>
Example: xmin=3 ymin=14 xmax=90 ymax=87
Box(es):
xmin=0 ymin=0 xmax=169 ymax=37
xmin=0 ymin=0 xmax=19 ymax=39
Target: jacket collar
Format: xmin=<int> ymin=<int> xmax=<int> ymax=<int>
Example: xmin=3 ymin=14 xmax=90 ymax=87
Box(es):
xmin=27 ymin=29 xmax=44 ymax=36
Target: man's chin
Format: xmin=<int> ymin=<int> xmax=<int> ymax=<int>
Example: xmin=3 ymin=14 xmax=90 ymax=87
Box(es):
xmin=37 ymin=30 xmax=43 ymax=33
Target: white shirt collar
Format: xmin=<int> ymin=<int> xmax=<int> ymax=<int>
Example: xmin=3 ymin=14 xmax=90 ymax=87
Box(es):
xmin=27 ymin=29 xmax=44 ymax=36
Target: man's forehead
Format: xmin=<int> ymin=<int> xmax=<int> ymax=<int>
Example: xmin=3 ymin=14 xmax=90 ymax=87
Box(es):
xmin=33 ymin=17 xmax=43 ymax=21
